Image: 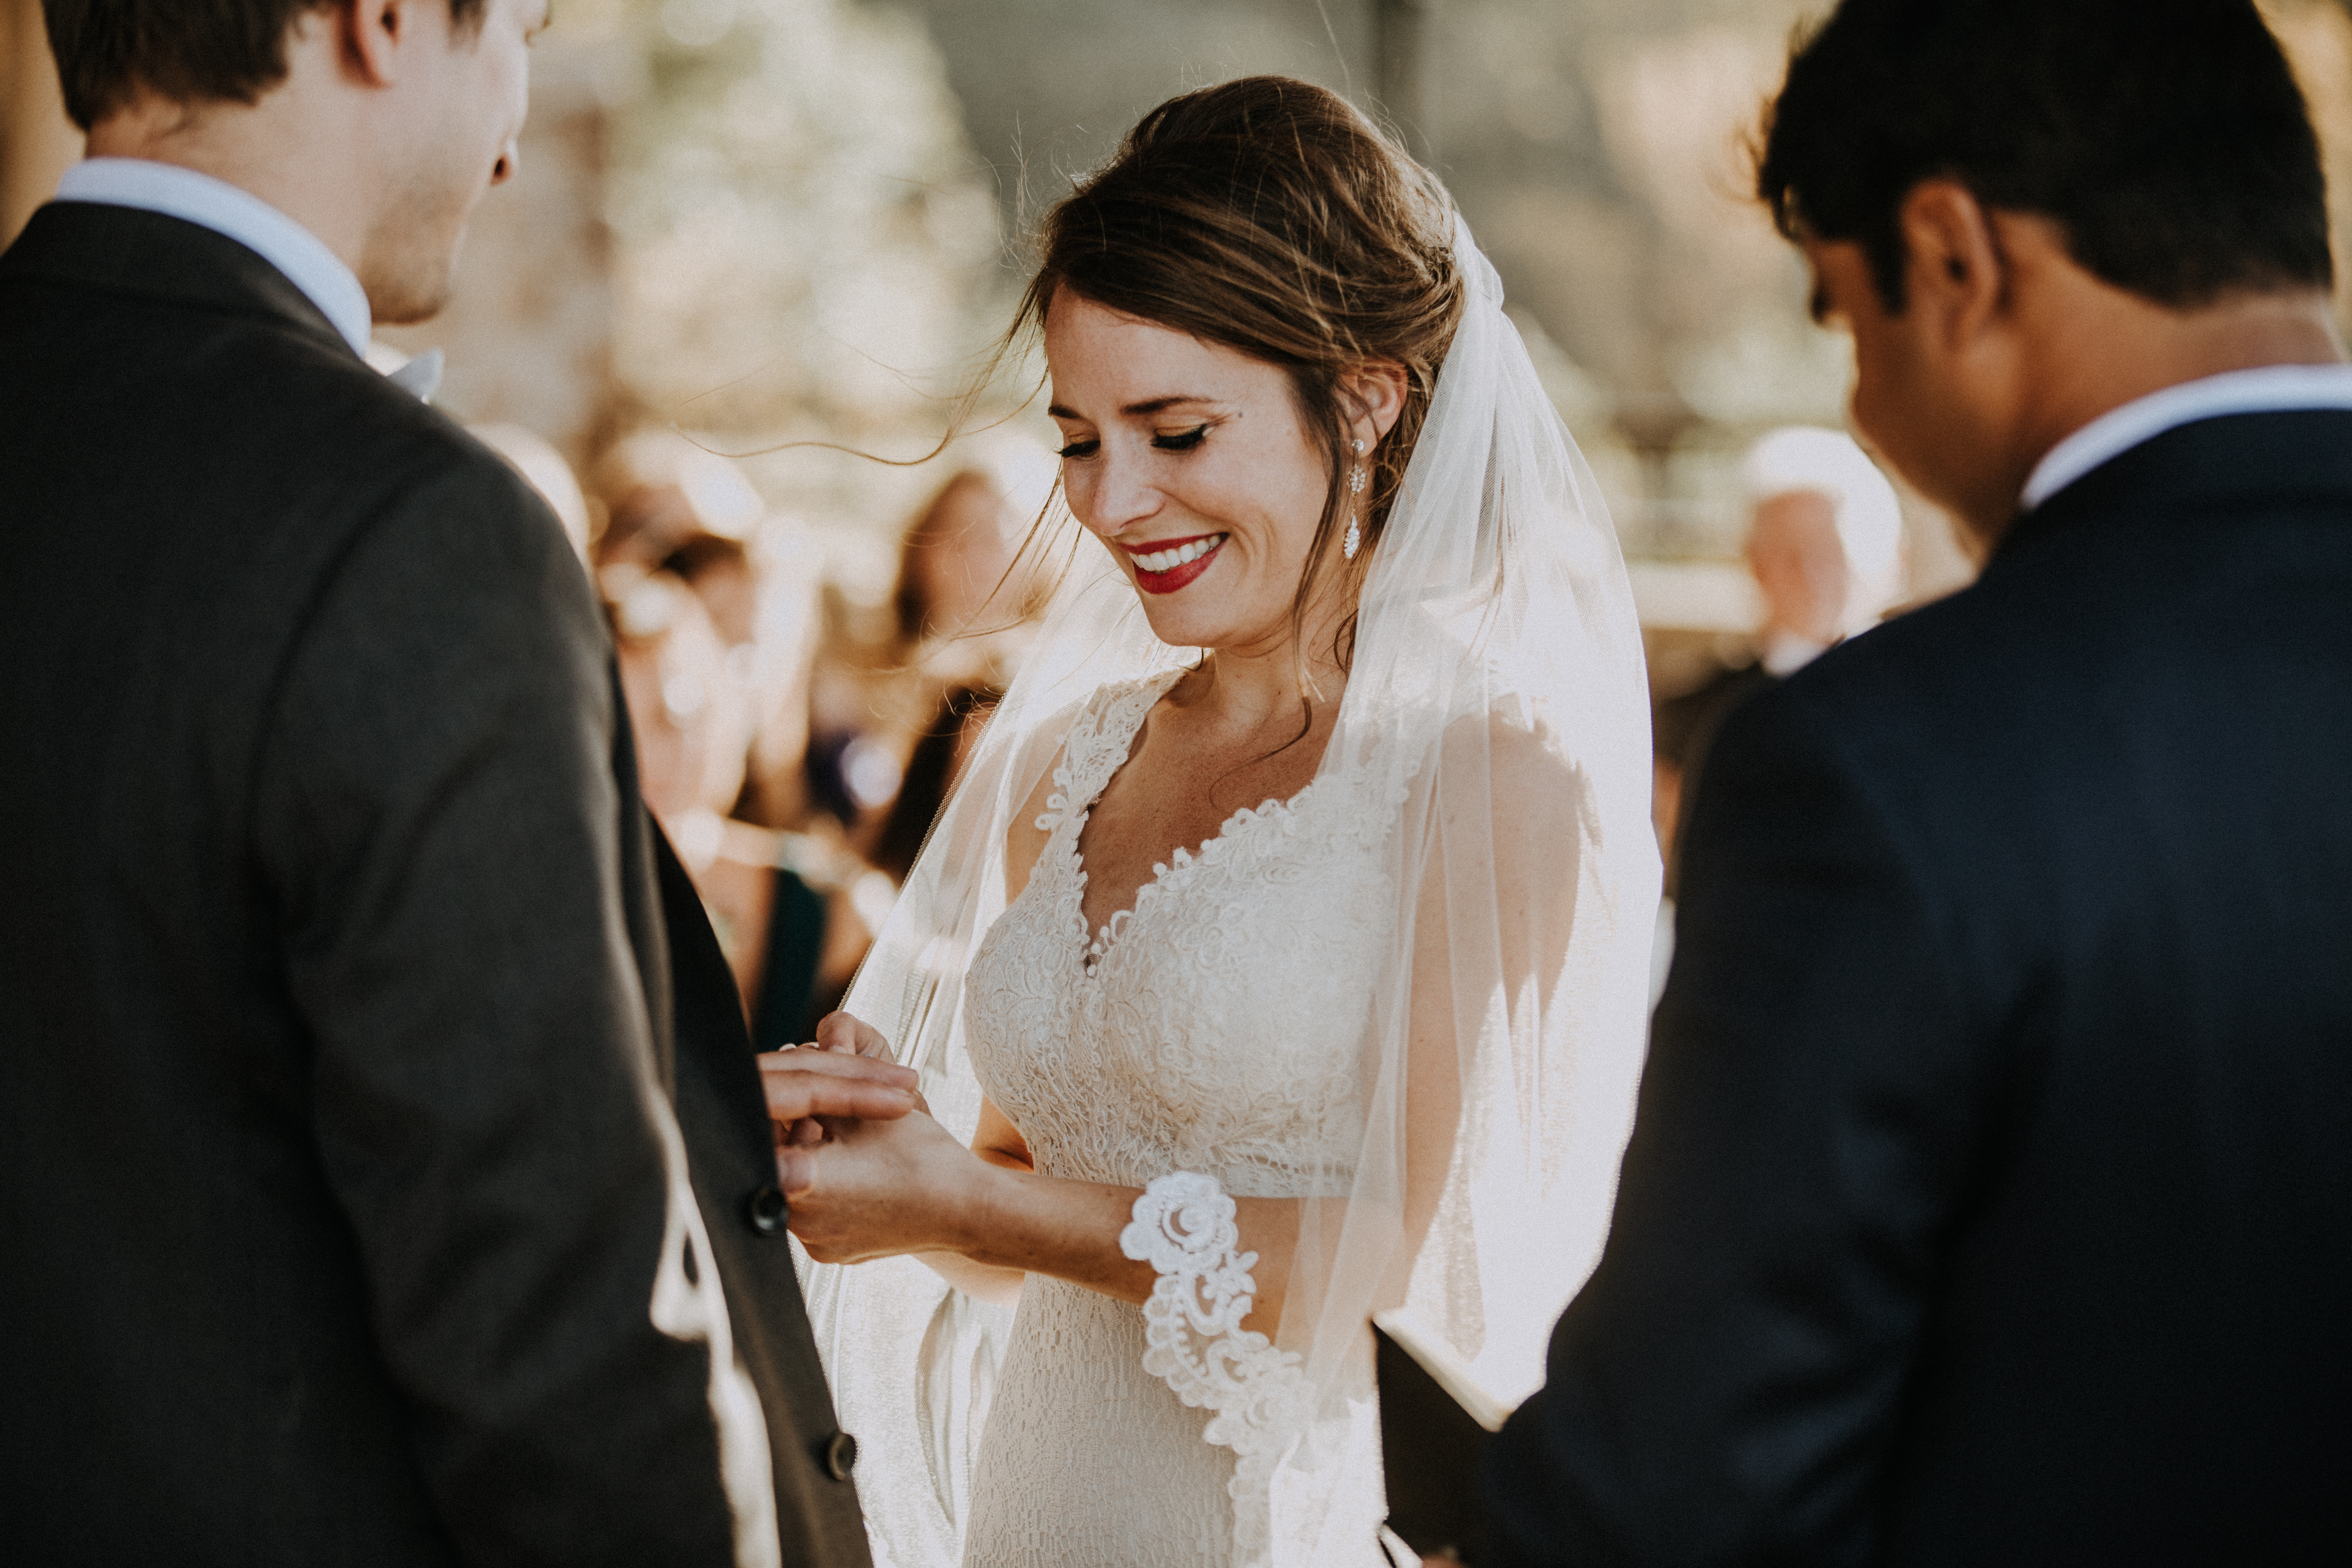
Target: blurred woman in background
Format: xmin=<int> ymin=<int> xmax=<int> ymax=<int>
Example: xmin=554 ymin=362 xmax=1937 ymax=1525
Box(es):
xmin=596 ymin=434 xmax=888 ymax=1046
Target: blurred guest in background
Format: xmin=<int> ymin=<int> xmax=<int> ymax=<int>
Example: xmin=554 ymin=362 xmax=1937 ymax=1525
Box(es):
xmin=894 ymin=467 xmax=1025 ymax=660
xmin=868 ymin=679 xmax=997 ymax=886
xmin=1652 ymin=426 xmax=1904 ymax=896
xmin=596 ymin=432 xmax=815 ymax=815
xmin=805 ymin=465 xmax=1035 ymax=846
xmin=593 ymin=434 xmax=882 ymax=1045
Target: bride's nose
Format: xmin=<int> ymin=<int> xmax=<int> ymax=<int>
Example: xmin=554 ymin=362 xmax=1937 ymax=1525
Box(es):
xmin=1082 ymin=449 xmax=1164 ymax=538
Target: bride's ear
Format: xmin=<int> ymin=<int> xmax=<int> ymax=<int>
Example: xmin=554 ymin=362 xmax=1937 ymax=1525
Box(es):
xmin=1338 ymin=361 xmax=1410 ymax=452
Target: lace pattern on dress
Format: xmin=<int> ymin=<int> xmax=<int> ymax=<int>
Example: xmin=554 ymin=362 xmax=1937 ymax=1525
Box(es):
xmin=961 ymin=670 xmax=1407 ymax=1564
xmin=1120 ymin=1171 xmax=1316 ymax=1568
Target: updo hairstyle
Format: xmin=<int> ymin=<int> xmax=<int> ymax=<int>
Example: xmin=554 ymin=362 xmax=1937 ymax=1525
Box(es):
xmin=1018 ymin=75 xmax=1465 ymax=668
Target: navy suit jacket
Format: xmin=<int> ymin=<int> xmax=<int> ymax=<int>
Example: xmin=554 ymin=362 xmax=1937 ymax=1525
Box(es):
xmin=1485 ymin=408 xmax=2352 ymax=1564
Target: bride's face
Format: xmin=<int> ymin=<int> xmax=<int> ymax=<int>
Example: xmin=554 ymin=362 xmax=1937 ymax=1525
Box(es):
xmin=1044 ymin=293 xmax=1337 ymax=655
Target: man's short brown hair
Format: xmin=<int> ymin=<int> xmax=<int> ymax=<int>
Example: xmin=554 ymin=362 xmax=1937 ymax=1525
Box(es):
xmin=43 ymin=0 xmax=489 ymax=132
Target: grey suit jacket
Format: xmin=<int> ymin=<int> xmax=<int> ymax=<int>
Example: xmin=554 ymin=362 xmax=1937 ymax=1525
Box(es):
xmin=0 ymin=201 xmax=866 ymax=1566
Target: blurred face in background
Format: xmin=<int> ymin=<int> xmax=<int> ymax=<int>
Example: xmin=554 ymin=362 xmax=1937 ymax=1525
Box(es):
xmin=1745 ymin=489 xmax=1851 ymax=645
xmin=906 ymin=477 xmax=1017 ymax=642
xmin=1045 ymin=293 xmax=1336 ymax=656
xmin=613 ymin=576 xmax=752 ymax=821
xmin=361 ymin=0 xmax=547 ymax=323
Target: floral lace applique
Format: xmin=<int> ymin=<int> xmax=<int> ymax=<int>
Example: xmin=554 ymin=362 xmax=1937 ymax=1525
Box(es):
xmin=1121 ymin=1172 xmax=1316 ymax=1568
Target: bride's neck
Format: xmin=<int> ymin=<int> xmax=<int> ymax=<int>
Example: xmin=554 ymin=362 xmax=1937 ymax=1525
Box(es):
xmin=1190 ymin=608 xmax=1351 ymax=735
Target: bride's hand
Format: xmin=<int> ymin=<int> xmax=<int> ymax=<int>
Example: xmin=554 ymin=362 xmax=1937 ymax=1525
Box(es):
xmin=763 ymin=1010 xmax=918 ymax=1149
xmin=811 ymin=1009 xmax=894 ymax=1059
xmin=776 ymin=1097 xmax=986 ymax=1265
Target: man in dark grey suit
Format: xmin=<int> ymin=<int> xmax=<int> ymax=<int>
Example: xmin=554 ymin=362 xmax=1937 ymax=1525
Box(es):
xmin=0 ymin=2 xmax=910 ymax=1561
xmin=1484 ymin=0 xmax=2352 ymax=1562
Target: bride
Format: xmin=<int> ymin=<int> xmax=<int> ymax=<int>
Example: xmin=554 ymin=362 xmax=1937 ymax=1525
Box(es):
xmin=762 ymin=76 xmax=1658 ymax=1568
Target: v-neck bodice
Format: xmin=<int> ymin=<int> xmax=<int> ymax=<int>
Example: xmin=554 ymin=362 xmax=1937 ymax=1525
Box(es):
xmin=1064 ymin=670 xmax=1335 ymax=978
xmin=962 ymin=670 xmax=1401 ymax=1194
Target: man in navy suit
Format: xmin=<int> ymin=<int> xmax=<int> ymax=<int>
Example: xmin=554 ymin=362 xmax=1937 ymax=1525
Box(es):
xmin=1483 ymin=1 xmax=2352 ymax=1562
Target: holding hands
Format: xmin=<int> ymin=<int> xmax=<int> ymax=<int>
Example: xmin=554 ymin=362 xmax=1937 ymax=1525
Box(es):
xmin=759 ymin=1013 xmax=1163 ymax=1314
xmin=758 ymin=1013 xmax=993 ymax=1266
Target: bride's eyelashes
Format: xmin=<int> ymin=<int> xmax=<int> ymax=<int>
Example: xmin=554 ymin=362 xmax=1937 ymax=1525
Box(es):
xmin=1054 ymin=424 xmax=1217 ymax=462
xmin=1150 ymin=424 xmax=1212 ymax=453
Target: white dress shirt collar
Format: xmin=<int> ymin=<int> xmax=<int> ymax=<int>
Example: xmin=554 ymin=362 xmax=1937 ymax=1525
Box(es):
xmin=1759 ymin=629 xmax=1830 ymax=678
xmin=2021 ymin=362 xmax=2352 ymax=512
xmin=54 ymin=157 xmax=371 ymax=358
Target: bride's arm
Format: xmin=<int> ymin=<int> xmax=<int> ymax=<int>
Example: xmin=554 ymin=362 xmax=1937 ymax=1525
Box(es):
xmin=771 ymin=719 xmax=1579 ymax=1332
xmin=904 ymin=1098 xmax=1046 ymax=1310
xmin=778 ymin=760 xmax=1308 ymax=1320
xmin=776 ymin=1092 xmax=1301 ymax=1321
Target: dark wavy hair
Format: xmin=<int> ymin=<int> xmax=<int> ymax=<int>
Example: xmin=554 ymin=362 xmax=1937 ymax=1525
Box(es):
xmin=1757 ymin=0 xmax=2332 ymax=311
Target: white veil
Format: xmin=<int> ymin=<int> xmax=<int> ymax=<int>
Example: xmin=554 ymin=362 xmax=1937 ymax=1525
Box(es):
xmin=800 ymin=216 xmax=1659 ymax=1567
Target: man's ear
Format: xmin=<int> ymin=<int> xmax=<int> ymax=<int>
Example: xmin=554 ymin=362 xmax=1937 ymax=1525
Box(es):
xmin=1897 ymin=178 xmax=2010 ymax=353
xmin=340 ymin=0 xmax=414 ymax=87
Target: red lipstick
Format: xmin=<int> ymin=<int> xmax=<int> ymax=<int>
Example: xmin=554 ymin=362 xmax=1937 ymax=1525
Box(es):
xmin=1126 ymin=533 xmax=1225 ymax=595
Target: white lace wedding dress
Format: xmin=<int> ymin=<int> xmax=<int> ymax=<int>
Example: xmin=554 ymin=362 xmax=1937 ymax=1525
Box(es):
xmin=805 ymin=218 xmax=1657 ymax=1568
xmin=956 ymin=667 xmax=1401 ymax=1568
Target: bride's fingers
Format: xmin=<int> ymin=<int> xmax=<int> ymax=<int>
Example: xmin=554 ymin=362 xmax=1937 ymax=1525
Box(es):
xmin=756 ymin=1048 xmax=917 ymax=1125
xmin=812 ymin=1010 xmax=893 ymax=1059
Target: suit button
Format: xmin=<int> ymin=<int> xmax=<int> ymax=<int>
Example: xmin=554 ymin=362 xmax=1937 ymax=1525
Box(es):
xmin=746 ymin=1184 xmax=788 ymax=1236
xmin=820 ymin=1430 xmax=858 ymax=1482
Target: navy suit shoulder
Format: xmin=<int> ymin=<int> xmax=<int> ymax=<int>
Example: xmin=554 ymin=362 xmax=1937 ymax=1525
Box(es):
xmin=1486 ymin=407 xmax=2352 ymax=1567
xmin=1769 ymin=407 xmax=2352 ymax=1026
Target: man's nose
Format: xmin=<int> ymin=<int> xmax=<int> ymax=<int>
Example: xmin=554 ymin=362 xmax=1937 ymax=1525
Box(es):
xmin=491 ymin=137 xmax=522 ymax=187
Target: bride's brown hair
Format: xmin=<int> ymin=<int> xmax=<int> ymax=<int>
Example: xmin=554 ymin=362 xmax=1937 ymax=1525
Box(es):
xmin=1018 ymin=75 xmax=1465 ymax=672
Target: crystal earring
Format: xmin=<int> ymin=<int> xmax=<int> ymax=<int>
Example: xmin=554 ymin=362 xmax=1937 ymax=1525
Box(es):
xmin=1344 ymin=438 xmax=1367 ymax=560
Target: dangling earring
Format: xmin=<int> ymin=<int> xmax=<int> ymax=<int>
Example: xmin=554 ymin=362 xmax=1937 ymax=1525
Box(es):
xmin=1344 ymin=438 xmax=1367 ymax=560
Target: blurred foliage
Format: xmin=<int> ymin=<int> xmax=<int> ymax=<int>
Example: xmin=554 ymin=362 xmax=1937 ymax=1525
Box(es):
xmin=520 ymin=0 xmax=2351 ymax=585
xmin=603 ymin=0 xmax=1004 ymax=438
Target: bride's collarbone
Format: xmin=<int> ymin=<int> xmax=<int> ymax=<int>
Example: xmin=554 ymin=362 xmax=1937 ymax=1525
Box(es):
xmin=1074 ymin=714 xmax=1329 ymax=929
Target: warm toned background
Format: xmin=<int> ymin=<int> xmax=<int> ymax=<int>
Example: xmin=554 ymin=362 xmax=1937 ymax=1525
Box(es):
xmin=7 ymin=0 xmax=2351 ymax=635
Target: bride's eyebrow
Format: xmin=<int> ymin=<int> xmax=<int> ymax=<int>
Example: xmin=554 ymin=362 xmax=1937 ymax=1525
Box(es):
xmin=1046 ymin=396 xmax=1223 ymax=421
xmin=1120 ymin=395 xmax=1218 ymax=416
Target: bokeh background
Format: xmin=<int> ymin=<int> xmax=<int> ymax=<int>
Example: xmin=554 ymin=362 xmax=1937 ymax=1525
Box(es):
xmin=11 ymin=0 xmax=2352 ymax=635
xmin=7 ymin=0 xmax=2352 ymax=1026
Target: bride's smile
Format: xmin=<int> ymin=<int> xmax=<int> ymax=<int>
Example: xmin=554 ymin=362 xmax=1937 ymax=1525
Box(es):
xmin=1045 ymin=292 xmax=1350 ymax=653
xmin=1121 ymin=531 xmax=1225 ymax=593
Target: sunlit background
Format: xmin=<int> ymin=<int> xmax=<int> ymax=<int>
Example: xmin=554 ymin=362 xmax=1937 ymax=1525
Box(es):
xmin=6 ymin=0 xmax=2351 ymax=1026
xmin=10 ymin=0 xmax=2352 ymax=640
